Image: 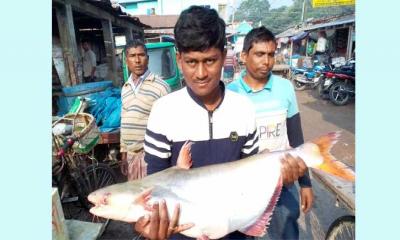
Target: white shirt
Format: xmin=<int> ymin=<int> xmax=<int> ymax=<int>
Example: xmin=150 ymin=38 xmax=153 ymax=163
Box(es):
xmin=82 ymin=49 xmax=96 ymax=77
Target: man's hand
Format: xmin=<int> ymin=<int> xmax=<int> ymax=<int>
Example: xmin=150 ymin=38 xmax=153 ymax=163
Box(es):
xmin=280 ymin=154 xmax=307 ymax=185
xmin=300 ymin=187 xmax=314 ymax=213
xmin=120 ymin=152 xmax=128 ymax=176
xmin=134 ymin=200 xmax=194 ymax=240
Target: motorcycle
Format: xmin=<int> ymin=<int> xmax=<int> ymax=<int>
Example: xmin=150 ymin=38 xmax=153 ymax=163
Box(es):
xmin=318 ymin=59 xmax=355 ymax=105
xmin=290 ymin=60 xmax=330 ymax=91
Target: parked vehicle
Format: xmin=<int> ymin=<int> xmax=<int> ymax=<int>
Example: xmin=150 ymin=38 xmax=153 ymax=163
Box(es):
xmin=329 ymin=73 xmax=355 ymax=106
xmin=122 ymin=42 xmax=183 ymax=91
xmin=290 ymin=61 xmax=329 ymax=91
xmin=318 ymin=59 xmax=355 ymax=106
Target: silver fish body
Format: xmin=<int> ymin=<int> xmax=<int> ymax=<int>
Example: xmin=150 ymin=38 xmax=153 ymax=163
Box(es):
xmin=88 ymin=133 xmax=353 ymax=239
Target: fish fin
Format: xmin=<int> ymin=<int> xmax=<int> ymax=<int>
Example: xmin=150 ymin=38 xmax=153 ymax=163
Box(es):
xmin=176 ymin=140 xmax=193 ymax=169
xmin=134 ymin=187 xmax=153 ymax=211
xmin=313 ymin=132 xmax=355 ymax=181
xmin=239 ymin=176 xmax=283 ymax=237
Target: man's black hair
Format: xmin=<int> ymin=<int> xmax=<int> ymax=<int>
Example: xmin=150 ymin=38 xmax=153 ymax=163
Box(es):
xmin=242 ymin=26 xmax=276 ymax=53
xmin=174 ymin=5 xmax=226 ymax=53
xmin=124 ymin=39 xmax=148 ymax=55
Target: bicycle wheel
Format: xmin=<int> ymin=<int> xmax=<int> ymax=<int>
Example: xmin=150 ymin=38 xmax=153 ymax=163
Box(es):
xmin=325 ymin=215 xmax=355 ymax=240
xmin=63 ymin=163 xmax=117 ymax=223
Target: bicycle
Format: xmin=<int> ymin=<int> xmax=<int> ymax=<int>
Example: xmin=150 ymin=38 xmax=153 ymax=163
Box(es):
xmin=52 ymin=112 xmax=117 ymax=223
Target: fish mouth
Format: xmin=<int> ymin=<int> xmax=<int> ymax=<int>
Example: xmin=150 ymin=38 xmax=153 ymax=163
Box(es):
xmin=87 ymin=192 xmax=111 ymax=207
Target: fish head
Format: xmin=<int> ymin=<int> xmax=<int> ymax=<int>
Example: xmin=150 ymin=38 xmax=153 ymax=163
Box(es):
xmin=88 ymin=183 xmax=153 ymax=222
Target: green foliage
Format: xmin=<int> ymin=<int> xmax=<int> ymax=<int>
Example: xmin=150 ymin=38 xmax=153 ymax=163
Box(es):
xmin=233 ymin=0 xmax=355 ymax=35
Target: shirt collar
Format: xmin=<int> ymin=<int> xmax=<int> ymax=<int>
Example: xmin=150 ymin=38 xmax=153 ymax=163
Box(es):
xmin=239 ymin=70 xmax=274 ymax=93
xmin=128 ymin=69 xmax=150 ymax=86
xmin=186 ymin=81 xmax=226 ymax=111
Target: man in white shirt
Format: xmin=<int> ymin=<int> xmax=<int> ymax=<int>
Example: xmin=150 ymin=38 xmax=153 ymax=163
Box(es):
xmin=81 ymin=40 xmax=97 ymax=82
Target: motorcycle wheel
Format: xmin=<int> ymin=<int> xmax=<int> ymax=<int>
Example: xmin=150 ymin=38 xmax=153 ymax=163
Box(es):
xmin=292 ymin=74 xmax=307 ymax=91
xmin=329 ymin=81 xmax=350 ymax=106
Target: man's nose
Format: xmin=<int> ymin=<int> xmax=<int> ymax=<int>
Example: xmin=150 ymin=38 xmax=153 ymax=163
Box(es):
xmin=196 ymin=63 xmax=208 ymax=80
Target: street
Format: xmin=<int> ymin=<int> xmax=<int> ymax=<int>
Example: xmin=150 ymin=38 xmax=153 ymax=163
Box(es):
xmin=297 ymin=88 xmax=355 ymax=168
xmin=294 ymin=87 xmax=355 ymax=239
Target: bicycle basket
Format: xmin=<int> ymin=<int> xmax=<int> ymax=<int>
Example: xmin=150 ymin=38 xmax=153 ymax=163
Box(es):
xmin=52 ymin=113 xmax=100 ymax=154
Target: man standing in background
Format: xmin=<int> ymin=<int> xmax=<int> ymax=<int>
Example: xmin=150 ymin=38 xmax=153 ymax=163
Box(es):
xmin=120 ymin=39 xmax=170 ymax=181
xmin=81 ymin=39 xmax=97 ymax=82
xmin=228 ymin=26 xmax=314 ymax=240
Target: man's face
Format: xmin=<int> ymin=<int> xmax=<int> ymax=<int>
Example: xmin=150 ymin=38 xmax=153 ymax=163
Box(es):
xmin=82 ymin=42 xmax=89 ymax=51
xmin=177 ymin=47 xmax=226 ymax=98
xmin=126 ymin=46 xmax=148 ymax=78
xmin=242 ymin=41 xmax=276 ymax=81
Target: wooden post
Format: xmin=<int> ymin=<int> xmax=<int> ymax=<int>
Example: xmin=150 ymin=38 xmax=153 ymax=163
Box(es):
xmin=55 ymin=3 xmax=81 ymax=86
xmin=101 ymin=19 xmax=118 ymax=86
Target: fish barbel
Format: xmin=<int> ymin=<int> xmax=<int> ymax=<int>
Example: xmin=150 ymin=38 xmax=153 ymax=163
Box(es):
xmin=88 ymin=132 xmax=354 ymax=239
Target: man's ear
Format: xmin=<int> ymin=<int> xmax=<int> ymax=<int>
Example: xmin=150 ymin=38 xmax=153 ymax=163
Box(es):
xmin=176 ymin=52 xmax=182 ymax=72
xmin=240 ymin=52 xmax=247 ymax=64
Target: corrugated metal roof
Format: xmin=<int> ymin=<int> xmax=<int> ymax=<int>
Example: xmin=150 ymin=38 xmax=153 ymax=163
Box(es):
xmin=304 ymin=15 xmax=354 ymax=31
xmin=276 ymin=14 xmax=355 ymax=38
xmin=84 ymin=0 xmax=149 ymax=28
xmin=137 ymin=15 xmax=179 ymax=29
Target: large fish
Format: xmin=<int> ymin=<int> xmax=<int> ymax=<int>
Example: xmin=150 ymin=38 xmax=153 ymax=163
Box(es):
xmin=88 ymin=132 xmax=354 ymax=239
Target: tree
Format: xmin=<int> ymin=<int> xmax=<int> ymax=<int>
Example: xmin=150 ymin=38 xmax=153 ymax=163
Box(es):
xmin=233 ymin=0 xmax=355 ymax=35
xmin=233 ymin=0 xmax=271 ymax=24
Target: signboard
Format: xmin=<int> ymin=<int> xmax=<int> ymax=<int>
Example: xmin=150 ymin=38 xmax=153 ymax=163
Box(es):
xmin=312 ymin=0 xmax=355 ymax=8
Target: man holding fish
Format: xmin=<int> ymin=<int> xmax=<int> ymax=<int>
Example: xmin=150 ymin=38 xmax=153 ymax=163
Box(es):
xmin=227 ymin=26 xmax=314 ymax=240
xmin=134 ymin=6 xmax=308 ymax=240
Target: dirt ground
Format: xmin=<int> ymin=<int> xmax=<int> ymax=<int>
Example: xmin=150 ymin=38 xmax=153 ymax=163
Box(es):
xmin=296 ymin=88 xmax=355 ymax=168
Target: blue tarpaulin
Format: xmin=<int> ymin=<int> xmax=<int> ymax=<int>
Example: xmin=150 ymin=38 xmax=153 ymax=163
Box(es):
xmin=57 ymin=82 xmax=122 ymax=133
xmin=290 ymin=31 xmax=308 ymax=42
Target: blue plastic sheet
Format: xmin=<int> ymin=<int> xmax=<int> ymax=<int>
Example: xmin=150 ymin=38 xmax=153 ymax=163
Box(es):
xmin=57 ymin=85 xmax=122 ymax=133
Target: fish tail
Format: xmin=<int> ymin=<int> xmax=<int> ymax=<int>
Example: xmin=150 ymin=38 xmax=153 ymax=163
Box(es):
xmin=313 ymin=132 xmax=355 ymax=181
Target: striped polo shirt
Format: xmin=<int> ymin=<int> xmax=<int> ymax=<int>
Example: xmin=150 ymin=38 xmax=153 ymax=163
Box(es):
xmin=120 ymin=72 xmax=171 ymax=154
xmin=144 ymin=82 xmax=259 ymax=174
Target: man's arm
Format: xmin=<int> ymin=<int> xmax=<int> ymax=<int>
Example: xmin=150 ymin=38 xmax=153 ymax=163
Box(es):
xmin=143 ymin=100 xmax=172 ymax=174
xmin=287 ymin=82 xmax=312 ymax=188
xmin=90 ymin=51 xmax=96 ymax=78
xmin=241 ymin=102 xmax=259 ymax=158
xmin=287 ymin=112 xmax=311 ymax=187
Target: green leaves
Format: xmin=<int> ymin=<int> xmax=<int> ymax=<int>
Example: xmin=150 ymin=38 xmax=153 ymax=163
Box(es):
xmin=233 ymin=0 xmax=355 ymax=35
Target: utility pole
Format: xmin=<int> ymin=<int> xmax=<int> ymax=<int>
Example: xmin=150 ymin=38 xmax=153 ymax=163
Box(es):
xmin=231 ymin=0 xmax=235 ymax=25
xmin=301 ymin=0 xmax=307 ymax=22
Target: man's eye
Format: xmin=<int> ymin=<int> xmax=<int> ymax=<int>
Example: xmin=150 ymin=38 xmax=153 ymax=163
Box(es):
xmin=186 ymin=60 xmax=196 ymax=66
xmin=206 ymin=59 xmax=216 ymax=65
xmin=256 ymin=53 xmax=264 ymax=57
